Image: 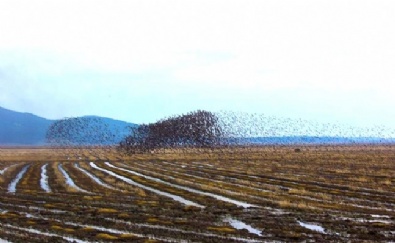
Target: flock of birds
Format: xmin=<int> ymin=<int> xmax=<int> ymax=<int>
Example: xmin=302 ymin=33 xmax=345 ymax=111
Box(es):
xmin=119 ymin=110 xmax=223 ymax=153
xmin=45 ymin=110 xmax=395 ymax=154
xmin=46 ymin=117 xmax=120 ymax=146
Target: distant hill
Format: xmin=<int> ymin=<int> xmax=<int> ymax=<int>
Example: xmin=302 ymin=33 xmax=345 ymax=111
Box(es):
xmin=1 ymin=106 xmax=393 ymax=146
xmin=46 ymin=115 xmax=137 ymax=146
xmin=0 ymin=106 xmax=53 ymax=145
xmin=233 ymin=136 xmax=395 ymax=145
xmin=0 ymin=106 xmax=137 ymax=146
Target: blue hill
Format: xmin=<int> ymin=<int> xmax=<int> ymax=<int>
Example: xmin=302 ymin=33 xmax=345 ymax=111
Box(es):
xmin=0 ymin=106 xmax=136 ymax=146
xmin=1 ymin=106 xmax=393 ymax=146
xmin=234 ymin=136 xmax=395 ymax=145
xmin=0 ymin=106 xmax=53 ymax=145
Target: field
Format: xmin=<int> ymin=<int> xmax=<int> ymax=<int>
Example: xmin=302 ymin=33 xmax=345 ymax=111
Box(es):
xmin=0 ymin=145 xmax=394 ymax=242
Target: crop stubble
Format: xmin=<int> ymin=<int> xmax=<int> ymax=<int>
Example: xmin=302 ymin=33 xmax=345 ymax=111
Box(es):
xmin=0 ymin=145 xmax=394 ymax=242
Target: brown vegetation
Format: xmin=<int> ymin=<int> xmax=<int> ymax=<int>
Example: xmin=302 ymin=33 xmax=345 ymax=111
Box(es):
xmin=0 ymin=145 xmax=394 ymax=242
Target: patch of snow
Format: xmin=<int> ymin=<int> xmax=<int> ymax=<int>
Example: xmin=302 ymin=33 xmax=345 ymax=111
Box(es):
xmin=371 ymin=214 xmax=391 ymax=219
xmin=107 ymin=162 xmax=256 ymax=208
xmin=58 ymin=164 xmax=91 ymax=193
xmin=74 ymin=163 xmax=118 ymax=190
xmin=268 ymin=208 xmax=288 ymax=215
xmin=90 ymin=162 xmax=203 ymax=208
xmin=192 ymin=162 xmax=214 ymax=167
xmin=3 ymin=207 xmax=265 ymax=243
xmin=128 ymin=164 xmax=273 ymax=206
xmin=0 ymin=223 xmax=90 ymax=243
xmin=225 ymin=217 xmax=263 ymax=236
xmin=7 ymin=165 xmax=30 ymax=193
xmin=13 ymin=211 xmax=183 ymax=243
xmin=338 ymin=202 xmax=395 ymax=212
xmin=139 ymin=163 xmax=271 ymax=193
xmin=298 ymin=221 xmax=326 ymax=234
xmin=0 ymin=163 xmax=20 ymax=175
xmin=0 ymin=239 xmax=11 ymax=243
xmin=0 ymin=202 xmax=67 ymax=214
xmin=141 ymin=161 xmax=277 ymax=192
xmin=40 ymin=164 xmax=51 ymax=192
xmin=368 ymin=219 xmax=393 ymax=224
xmin=108 ymin=218 xmax=264 ymax=243
xmin=0 ymin=168 xmax=8 ymax=175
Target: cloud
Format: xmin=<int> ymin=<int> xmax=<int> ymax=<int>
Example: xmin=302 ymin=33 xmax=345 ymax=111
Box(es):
xmin=0 ymin=0 xmax=395 ymax=128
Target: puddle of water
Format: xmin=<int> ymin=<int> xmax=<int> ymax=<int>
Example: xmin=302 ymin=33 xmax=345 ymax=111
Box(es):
xmin=107 ymin=162 xmax=256 ymax=208
xmin=40 ymin=164 xmax=51 ymax=192
xmin=225 ymin=217 xmax=263 ymax=236
xmin=91 ymin=162 xmax=203 ymax=208
xmin=298 ymin=221 xmax=325 ymax=234
xmin=8 ymin=165 xmax=30 ymax=193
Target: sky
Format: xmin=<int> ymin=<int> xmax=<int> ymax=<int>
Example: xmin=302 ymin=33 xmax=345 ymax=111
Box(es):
xmin=0 ymin=0 xmax=395 ymax=131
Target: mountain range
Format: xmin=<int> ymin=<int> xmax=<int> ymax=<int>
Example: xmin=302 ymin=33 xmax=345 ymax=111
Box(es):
xmin=1 ymin=106 xmax=394 ymax=146
xmin=0 ymin=106 xmax=136 ymax=146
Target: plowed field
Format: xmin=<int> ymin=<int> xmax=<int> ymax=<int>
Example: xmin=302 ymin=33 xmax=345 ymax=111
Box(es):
xmin=0 ymin=146 xmax=394 ymax=242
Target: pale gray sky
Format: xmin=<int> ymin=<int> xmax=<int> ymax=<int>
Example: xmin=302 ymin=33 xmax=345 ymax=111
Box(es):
xmin=0 ymin=0 xmax=394 ymax=131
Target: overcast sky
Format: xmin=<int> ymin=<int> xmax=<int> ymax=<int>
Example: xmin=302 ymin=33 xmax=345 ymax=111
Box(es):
xmin=1 ymin=0 xmax=395 ymax=131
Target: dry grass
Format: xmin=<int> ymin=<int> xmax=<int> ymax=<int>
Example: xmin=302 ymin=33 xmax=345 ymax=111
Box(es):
xmin=96 ymin=233 xmax=119 ymax=240
xmin=97 ymin=208 xmax=118 ymax=213
xmin=207 ymin=226 xmax=236 ymax=233
xmin=0 ymin=145 xmax=394 ymax=242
